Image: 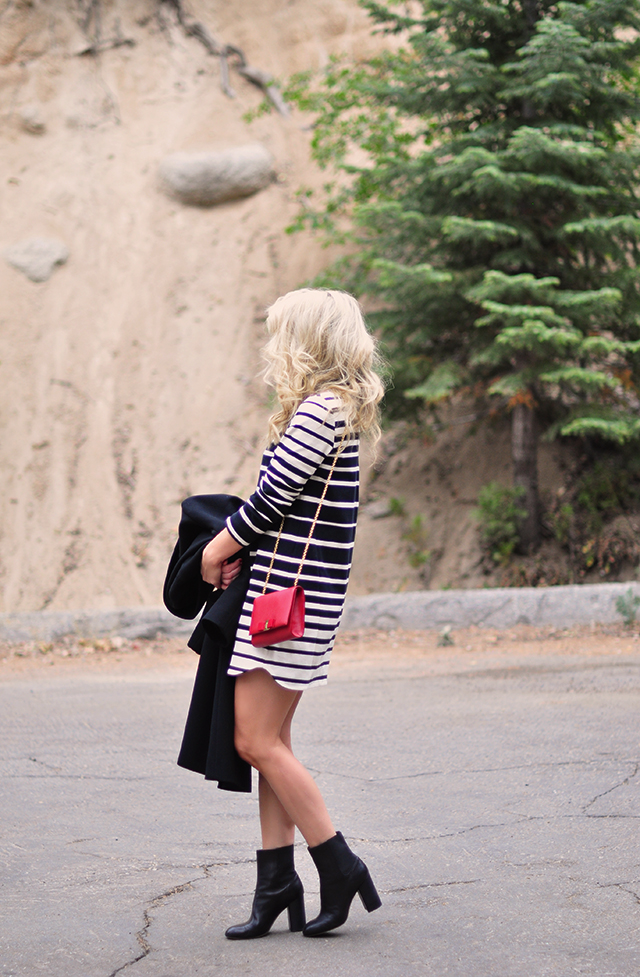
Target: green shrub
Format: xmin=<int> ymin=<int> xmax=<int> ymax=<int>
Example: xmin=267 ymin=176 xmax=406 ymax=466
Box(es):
xmin=475 ymin=482 xmax=527 ymax=565
xmin=401 ymin=514 xmax=430 ymax=568
xmin=549 ymin=503 xmax=575 ymax=547
xmin=388 ymin=496 xmax=406 ymax=517
xmin=575 ymin=461 xmax=640 ymax=534
xmin=616 ymin=588 xmax=640 ymax=627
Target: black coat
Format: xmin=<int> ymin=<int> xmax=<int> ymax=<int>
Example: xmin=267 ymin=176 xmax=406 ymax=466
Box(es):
xmin=163 ymin=494 xmax=252 ymax=792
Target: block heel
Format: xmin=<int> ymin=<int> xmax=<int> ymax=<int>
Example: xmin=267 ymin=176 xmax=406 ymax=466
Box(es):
xmin=358 ymin=870 xmax=382 ymax=912
xmin=287 ymin=891 xmax=306 ymax=931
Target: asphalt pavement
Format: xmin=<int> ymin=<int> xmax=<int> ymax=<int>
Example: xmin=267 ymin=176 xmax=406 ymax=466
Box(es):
xmin=1 ymin=643 xmax=639 ymax=977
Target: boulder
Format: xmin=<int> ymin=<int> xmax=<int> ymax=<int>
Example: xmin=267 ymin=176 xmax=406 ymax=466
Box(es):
xmin=4 ymin=238 xmax=69 ymax=282
xmin=159 ymin=143 xmax=274 ymax=206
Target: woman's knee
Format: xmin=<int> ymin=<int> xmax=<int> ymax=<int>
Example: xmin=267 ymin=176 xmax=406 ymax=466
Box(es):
xmin=234 ymin=727 xmax=273 ymax=768
xmin=234 ymin=727 xmax=254 ymax=765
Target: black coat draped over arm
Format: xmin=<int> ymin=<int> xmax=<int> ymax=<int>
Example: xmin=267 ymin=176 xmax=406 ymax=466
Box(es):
xmin=163 ymin=494 xmax=252 ymax=792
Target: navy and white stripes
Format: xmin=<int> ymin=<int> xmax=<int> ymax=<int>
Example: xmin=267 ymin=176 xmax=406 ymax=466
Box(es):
xmin=226 ymin=392 xmax=359 ymax=690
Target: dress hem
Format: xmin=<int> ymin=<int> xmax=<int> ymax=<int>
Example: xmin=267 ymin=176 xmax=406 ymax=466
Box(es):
xmin=228 ymin=662 xmax=328 ymax=691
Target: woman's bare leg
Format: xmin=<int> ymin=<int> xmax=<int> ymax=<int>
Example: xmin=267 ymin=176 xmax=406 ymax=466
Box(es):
xmin=258 ymin=694 xmax=300 ymax=848
xmin=235 ymin=668 xmax=335 ymax=849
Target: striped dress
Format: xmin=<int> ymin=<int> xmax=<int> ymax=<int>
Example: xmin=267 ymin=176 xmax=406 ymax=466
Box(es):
xmin=225 ymin=392 xmax=358 ymax=690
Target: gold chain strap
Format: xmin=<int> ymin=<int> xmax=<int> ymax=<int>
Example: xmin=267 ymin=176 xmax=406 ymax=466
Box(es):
xmin=261 ymin=427 xmax=348 ymax=597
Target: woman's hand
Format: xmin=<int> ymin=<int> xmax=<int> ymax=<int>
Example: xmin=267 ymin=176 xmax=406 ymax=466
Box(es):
xmin=201 ymin=528 xmax=243 ymax=588
xmin=220 ymin=557 xmax=242 ymax=590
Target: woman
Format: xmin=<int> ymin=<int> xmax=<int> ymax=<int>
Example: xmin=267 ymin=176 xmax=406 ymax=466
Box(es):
xmin=201 ymin=288 xmax=385 ymax=939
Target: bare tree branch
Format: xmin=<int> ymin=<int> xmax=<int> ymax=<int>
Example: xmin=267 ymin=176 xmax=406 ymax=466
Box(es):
xmin=76 ymin=36 xmax=136 ymax=57
xmin=160 ymin=0 xmax=289 ymax=115
xmin=236 ymin=63 xmax=290 ymax=117
xmin=219 ymin=52 xmax=237 ymax=100
xmin=167 ymin=0 xmax=222 ymax=55
xmin=76 ymin=2 xmax=135 ymax=56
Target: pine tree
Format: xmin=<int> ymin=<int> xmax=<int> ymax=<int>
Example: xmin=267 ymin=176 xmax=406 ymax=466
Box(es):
xmin=286 ymin=0 xmax=640 ymax=552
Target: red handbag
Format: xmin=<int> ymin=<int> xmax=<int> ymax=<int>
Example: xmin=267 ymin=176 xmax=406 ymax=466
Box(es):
xmin=249 ymin=428 xmax=347 ymax=648
xmin=249 ymin=585 xmax=305 ymax=647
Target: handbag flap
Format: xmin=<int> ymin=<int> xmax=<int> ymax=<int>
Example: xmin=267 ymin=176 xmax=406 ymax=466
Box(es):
xmin=249 ymin=587 xmax=301 ymax=636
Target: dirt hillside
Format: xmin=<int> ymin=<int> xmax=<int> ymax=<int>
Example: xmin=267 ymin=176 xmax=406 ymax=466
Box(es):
xmin=0 ymin=0 xmax=388 ymax=612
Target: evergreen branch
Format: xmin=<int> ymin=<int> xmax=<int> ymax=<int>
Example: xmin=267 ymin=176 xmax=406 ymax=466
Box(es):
xmin=563 ymin=216 xmax=640 ymax=240
xmin=539 ymin=367 xmax=621 ymax=390
xmin=559 ymin=415 xmax=640 ymax=444
xmin=405 ymin=361 xmax=464 ymax=403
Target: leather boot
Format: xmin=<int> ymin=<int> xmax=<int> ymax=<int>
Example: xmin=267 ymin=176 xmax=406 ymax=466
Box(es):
xmin=225 ymin=844 xmax=305 ymax=940
xmin=303 ymin=831 xmax=381 ymax=937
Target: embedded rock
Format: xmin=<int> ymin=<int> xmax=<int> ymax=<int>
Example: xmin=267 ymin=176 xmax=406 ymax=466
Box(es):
xmin=159 ymin=143 xmax=274 ymax=206
xmin=363 ymin=499 xmax=393 ymax=520
xmin=19 ymin=105 xmax=46 ymax=134
xmin=5 ymin=238 xmax=69 ymax=282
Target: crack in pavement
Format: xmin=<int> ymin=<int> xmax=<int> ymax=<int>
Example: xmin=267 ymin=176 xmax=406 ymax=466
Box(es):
xmin=346 ymin=818 xmax=533 ymax=846
xmin=583 ymin=761 xmax=639 ymax=812
xmin=358 ymin=809 xmax=640 ymax=847
xmin=386 ymin=878 xmax=481 ymax=894
xmin=597 ymin=880 xmax=640 ymax=906
xmin=3 ymin=757 xmax=158 ymax=781
xmin=24 ymin=756 xmax=62 ymax=773
xmin=108 ymin=879 xmax=199 ymax=977
xmin=106 ymin=856 xmax=265 ymax=976
xmin=584 ymin=813 xmax=640 ymax=819
xmin=3 ymin=773 xmax=155 ymax=781
xmin=310 ymin=756 xmax=632 ymax=785
xmin=307 ymin=766 xmax=443 ymax=783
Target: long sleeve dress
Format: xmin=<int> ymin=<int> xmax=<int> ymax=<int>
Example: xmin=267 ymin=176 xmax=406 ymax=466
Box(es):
xmin=225 ymin=391 xmax=359 ymax=690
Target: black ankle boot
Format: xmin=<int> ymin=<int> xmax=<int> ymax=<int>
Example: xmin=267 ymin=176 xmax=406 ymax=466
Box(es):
xmin=303 ymin=831 xmax=381 ymax=937
xmin=225 ymin=844 xmax=305 ymax=940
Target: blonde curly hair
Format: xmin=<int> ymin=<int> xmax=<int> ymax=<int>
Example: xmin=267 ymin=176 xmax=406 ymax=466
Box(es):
xmin=262 ymin=288 xmax=385 ymax=445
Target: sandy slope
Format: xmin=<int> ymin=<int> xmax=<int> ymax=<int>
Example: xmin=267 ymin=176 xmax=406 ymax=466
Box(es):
xmin=0 ymin=0 xmax=383 ymax=612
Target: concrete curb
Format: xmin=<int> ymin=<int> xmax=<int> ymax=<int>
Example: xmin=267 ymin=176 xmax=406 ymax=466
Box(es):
xmin=1 ymin=582 xmax=639 ymax=644
xmin=0 ymin=608 xmax=192 ymax=644
xmin=340 ymin=581 xmax=640 ymax=631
